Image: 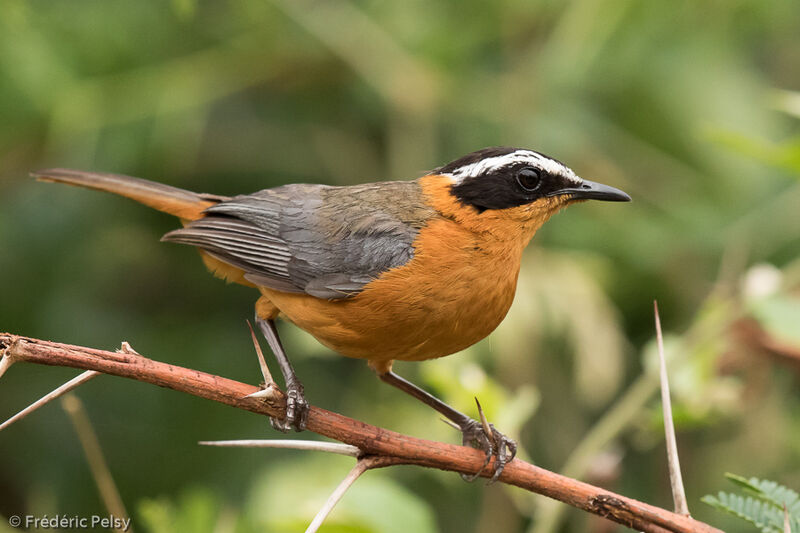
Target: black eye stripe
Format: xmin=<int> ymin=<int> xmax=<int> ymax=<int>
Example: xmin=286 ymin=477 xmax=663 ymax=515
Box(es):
xmin=516 ymin=167 xmax=542 ymax=191
xmin=439 ymin=147 xmax=578 ymax=213
xmin=450 ymin=164 xmax=576 ymax=213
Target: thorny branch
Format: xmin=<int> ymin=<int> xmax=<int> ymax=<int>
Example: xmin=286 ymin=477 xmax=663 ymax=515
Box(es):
xmin=0 ymin=332 xmax=723 ymax=533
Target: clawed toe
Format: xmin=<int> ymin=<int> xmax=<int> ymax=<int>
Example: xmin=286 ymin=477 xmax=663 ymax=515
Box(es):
xmin=270 ymin=379 xmax=309 ymax=433
xmin=459 ymin=418 xmax=517 ymax=483
xmin=374 ymin=371 xmax=517 ymax=483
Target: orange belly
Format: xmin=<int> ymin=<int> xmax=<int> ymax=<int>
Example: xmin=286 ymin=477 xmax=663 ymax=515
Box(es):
xmin=255 ymin=216 xmax=525 ymax=371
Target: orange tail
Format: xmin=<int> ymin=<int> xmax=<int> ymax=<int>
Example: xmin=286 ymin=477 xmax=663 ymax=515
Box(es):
xmin=31 ymin=168 xmax=228 ymax=221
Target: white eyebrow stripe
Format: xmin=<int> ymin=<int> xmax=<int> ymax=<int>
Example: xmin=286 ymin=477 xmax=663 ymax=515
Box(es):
xmin=444 ymin=150 xmax=581 ymax=184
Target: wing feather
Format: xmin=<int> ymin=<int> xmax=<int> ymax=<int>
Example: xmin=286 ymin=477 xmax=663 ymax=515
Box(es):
xmin=162 ymin=181 xmax=436 ymax=300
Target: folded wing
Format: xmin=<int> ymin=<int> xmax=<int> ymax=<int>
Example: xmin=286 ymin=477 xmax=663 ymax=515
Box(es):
xmin=162 ymin=181 xmax=435 ymax=300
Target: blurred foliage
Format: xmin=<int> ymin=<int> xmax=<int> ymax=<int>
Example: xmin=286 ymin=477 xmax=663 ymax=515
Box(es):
xmin=246 ymin=456 xmax=437 ymax=533
xmin=137 ymin=460 xmax=439 ymax=533
xmin=1 ymin=0 xmax=800 ymax=532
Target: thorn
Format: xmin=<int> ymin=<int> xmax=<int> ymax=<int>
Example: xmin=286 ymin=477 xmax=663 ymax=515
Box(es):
xmin=0 ymin=338 xmax=19 ymax=379
xmin=0 ymin=352 xmax=14 ymax=379
xmin=197 ymin=439 xmax=360 ymax=457
xmin=654 ymin=300 xmax=690 ymax=516
xmin=0 ymin=370 xmax=101 ymax=432
xmin=475 ymin=397 xmax=494 ymax=442
xmin=247 ymin=319 xmax=275 ymax=385
xmin=440 ymin=417 xmax=461 ymax=430
xmin=116 ymin=341 xmax=139 ymax=355
xmin=244 ymin=386 xmax=278 ymax=400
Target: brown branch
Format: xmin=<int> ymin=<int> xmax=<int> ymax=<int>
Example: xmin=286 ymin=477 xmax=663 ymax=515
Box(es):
xmin=0 ymin=333 xmax=722 ymax=533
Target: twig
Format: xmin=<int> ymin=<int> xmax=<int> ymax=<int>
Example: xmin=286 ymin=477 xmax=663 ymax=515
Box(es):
xmin=0 ymin=332 xmax=723 ymax=533
xmin=654 ymin=301 xmax=690 ymax=516
xmin=62 ymin=394 xmax=131 ymax=532
xmin=0 ymin=370 xmax=100 ymax=431
xmin=200 ymin=439 xmax=384 ymax=532
xmin=306 ymin=459 xmax=364 ymax=533
xmin=199 ymin=439 xmax=360 ymax=457
xmin=306 ymin=455 xmax=405 ymax=533
xmin=305 ymin=465 xmax=366 ymax=533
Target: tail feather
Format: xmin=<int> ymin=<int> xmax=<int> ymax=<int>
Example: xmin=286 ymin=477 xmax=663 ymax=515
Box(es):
xmin=32 ymin=168 xmax=228 ymax=220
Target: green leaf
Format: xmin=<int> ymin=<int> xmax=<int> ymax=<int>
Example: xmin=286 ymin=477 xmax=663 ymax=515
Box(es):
xmin=704 ymin=475 xmax=800 ymax=533
xmin=702 ymin=492 xmax=784 ymax=533
xmin=748 ymin=296 xmax=800 ymax=349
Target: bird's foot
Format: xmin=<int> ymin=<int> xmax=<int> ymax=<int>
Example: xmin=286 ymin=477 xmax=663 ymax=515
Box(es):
xmin=269 ymin=378 xmax=309 ymax=433
xmin=459 ymin=417 xmax=517 ymax=483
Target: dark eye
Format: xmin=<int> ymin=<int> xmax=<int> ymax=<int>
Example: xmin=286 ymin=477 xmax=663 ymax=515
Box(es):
xmin=516 ymin=167 xmax=541 ymax=191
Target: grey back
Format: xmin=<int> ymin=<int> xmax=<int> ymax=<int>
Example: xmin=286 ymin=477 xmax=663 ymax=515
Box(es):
xmin=162 ymin=180 xmax=437 ymax=300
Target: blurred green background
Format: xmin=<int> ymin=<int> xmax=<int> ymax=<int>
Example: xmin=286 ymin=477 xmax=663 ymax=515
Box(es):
xmin=1 ymin=1 xmax=800 ymax=532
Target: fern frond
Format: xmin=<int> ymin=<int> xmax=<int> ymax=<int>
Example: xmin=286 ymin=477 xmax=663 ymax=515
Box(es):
xmin=725 ymin=474 xmax=800 ymax=514
xmin=703 ymin=474 xmax=800 ymax=533
xmin=702 ymin=492 xmax=783 ymax=533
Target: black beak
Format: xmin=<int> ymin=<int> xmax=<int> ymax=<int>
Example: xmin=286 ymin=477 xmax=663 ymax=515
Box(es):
xmin=549 ymin=179 xmax=631 ymax=202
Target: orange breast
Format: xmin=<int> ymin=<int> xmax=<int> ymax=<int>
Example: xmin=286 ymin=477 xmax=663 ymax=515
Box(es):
xmin=255 ymin=175 xmax=542 ymax=371
xmin=257 ymin=217 xmax=524 ymax=369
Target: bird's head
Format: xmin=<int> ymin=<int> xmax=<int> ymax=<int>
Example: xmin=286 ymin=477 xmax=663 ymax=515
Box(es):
xmin=423 ymin=146 xmax=630 ymax=242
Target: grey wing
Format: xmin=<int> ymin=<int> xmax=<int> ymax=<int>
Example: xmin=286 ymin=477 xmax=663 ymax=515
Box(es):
xmin=162 ymin=182 xmax=431 ymax=300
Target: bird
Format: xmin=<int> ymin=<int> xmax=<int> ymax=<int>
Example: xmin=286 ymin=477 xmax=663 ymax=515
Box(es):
xmin=33 ymin=146 xmax=630 ymax=481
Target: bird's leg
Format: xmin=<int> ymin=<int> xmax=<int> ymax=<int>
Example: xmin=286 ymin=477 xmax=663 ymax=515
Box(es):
xmin=256 ymin=317 xmax=309 ymax=432
xmin=377 ymin=370 xmax=517 ymax=482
